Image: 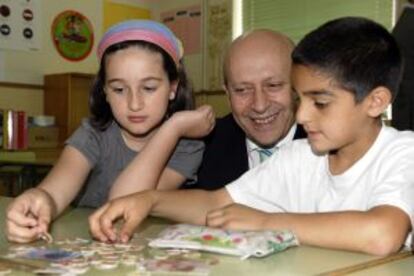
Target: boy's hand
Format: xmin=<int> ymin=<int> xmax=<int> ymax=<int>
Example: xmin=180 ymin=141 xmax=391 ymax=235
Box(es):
xmin=206 ymin=203 xmax=269 ymax=231
xmin=170 ymin=105 xmax=215 ymax=138
xmin=6 ymin=188 xmax=56 ymax=243
xmin=89 ymin=192 xmax=154 ymax=243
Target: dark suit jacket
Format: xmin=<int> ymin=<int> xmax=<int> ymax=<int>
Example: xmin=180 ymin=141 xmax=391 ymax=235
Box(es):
xmin=190 ymin=114 xmax=307 ymax=190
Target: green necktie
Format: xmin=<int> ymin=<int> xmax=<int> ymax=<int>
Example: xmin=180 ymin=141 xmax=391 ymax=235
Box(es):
xmin=258 ymin=148 xmax=273 ymax=163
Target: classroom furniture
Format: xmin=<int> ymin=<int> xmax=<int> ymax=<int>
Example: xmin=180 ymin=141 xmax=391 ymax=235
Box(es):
xmin=44 ymin=73 xmax=94 ymax=144
xmin=0 ymin=148 xmax=60 ymax=196
xmin=0 ymin=197 xmax=411 ymax=275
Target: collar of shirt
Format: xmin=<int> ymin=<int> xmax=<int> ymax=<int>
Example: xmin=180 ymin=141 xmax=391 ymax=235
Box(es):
xmin=246 ymin=123 xmax=298 ymax=169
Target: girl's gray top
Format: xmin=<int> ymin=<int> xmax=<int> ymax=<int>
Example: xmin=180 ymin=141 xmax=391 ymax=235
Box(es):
xmin=66 ymin=119 xmax=204 ymax=208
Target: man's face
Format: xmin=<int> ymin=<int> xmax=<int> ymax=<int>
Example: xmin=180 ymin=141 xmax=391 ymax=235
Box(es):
xmin=225 ymin=41 xmax=295 ymax=147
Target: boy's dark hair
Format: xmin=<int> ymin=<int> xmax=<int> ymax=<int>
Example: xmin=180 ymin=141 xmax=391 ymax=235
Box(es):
xmin=292 ymin=17 xmax=403 ymax=102
xmin=89 ymin=40 xmax=193 ymax=130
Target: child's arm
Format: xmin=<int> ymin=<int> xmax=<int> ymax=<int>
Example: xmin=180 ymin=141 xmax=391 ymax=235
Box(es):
xmin=89 ymin=187 xmax=233 ymax=243
xmin=6 ymin=146 xmax=92 ymax=243
xmin=109 ymin=105 xmax=215 ymax=198
xmin=206 ymin=204 xmax=410 ymax=256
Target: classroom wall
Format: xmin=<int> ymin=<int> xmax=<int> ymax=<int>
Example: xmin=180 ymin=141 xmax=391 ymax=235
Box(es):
xmin=0 ymin=0 xmax=231 ymax=118
xmin=0 ymin=0 xmax=151 ymax=116
xmin=1 ymin=1 xmax=406 ymax=119
xmin=151 ymin=0 xmax=231 ymax=117
xmin=1 ymin=1 xmax=103 ymax=85
xmin=0 ymin=85 xmax=43 ymax=116
xmin=151 ymin=0 xmax=204 ymax=92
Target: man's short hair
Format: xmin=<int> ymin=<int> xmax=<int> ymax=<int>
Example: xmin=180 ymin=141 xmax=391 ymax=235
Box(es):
xmin=292 ymin=17 xmax=403 ymax=102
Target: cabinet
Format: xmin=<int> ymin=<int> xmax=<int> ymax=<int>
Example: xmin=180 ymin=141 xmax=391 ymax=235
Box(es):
xmin=44 ymin=73 xmax=94 ymax=145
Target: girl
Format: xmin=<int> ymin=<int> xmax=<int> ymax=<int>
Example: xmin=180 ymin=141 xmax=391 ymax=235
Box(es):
xmin=6 ymin=20 xmax=214 ymax=243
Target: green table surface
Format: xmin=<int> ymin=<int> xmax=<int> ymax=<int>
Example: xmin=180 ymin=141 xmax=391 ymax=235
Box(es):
xmin=0 ymin=197 xmax=407 ymax=275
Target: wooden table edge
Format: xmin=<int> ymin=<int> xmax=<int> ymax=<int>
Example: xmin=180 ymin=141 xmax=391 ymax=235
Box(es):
xmin=317 ymin=250 xmax=413 ymax=276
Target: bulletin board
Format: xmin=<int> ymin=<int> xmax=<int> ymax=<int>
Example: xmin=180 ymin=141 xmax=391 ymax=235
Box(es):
xmin=203 ymin=0 xmax=232 ymax=90
xmin=0 ymin=0 xmax=41 ymax=51
xmin=161 ymin=5 xmax=202 ymax=55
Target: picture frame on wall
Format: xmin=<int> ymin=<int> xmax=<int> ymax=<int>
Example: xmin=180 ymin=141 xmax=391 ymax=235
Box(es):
xmin=51 ymin=10 xmax=94 ymax=62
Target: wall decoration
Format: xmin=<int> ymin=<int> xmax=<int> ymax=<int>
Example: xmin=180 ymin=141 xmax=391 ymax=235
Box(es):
xmin=51 ymin=10 xmax=94 ymax=61
xmin=203 ymin=0 xmax=232 ymax=90
xmin=0 ymin=0 xmax=41 ymax=51
xmin=161 ymin=5 xmax=202 ymax=55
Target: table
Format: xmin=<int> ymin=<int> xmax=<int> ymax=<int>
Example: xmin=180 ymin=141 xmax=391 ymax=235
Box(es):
xmin=0 ymin=197 xmax=412 ymax=275
xmin=350 ymin=256 xmax=414 ymax=276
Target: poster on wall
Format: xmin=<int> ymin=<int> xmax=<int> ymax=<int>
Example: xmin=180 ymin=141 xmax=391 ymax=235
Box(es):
xmin=51 ymin=10 xmax=94 ymax=62
xmin=203 ymin=0 xmax=232 ymax=90
xmin=161 ymin=5 xmax=202 ymax=55
xmin=0 ymin=0 xmax=41 ymax=51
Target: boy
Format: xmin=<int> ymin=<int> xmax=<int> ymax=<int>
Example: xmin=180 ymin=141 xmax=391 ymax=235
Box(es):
xmin=89 ymin=17 xmax=414 ymax=256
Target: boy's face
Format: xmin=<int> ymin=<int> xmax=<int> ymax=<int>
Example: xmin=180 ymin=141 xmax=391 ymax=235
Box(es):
xmin=292 ymin=65 xmax=372 ymax=155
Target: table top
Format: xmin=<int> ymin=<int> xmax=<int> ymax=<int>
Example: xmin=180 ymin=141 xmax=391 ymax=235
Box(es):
xmin=0 ymin=197 xmax=412 ymax=275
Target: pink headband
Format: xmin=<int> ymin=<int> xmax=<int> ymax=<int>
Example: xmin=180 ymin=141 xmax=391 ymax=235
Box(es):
xmin=97 ymin=20 xmax=183 ymax=67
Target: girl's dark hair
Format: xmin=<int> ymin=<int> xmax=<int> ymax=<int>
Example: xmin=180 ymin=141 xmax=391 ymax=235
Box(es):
xmin=89 ymin=40 xmax=193 ymax=130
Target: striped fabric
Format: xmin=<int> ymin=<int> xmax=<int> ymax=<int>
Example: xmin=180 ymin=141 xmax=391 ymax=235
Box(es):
xmin=258 ymin=148 xmax=273 ymax=163
xmin=97 ymin=20 xmax=183 ymax=67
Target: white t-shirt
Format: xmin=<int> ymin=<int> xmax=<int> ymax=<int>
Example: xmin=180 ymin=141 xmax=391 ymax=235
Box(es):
xmin=227 ymin=126 xmax=414 ymax=243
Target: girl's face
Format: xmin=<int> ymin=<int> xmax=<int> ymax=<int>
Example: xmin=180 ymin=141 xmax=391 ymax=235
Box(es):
xmin=104 ymin=47 xmax=177 ymax=141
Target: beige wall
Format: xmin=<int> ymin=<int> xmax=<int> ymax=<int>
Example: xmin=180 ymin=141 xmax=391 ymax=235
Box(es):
xmin=195 ymin=92 xmax=229 ymax=118
xmin=152 ymin=0 xmax=231 ymax=116
xmin=0 ymin=0 xmax=230 ymax=117
xmin=2 ymin=0 xmax=103 ymax=85
xmin=0 ymin=0 xmax=150 ymax=116
xmin=0 ymin=86 xmax=43 ymax=116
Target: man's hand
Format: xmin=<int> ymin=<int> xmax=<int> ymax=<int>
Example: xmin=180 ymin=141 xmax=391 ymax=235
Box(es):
xmin=6 ymin=188 xmax=56 ymax=243
xmin=170 ymin=105 xmax=215 ymax=138
xmin=89 ymin=192 xmax=154 ymax=243
xmin=206 ymin=203 xmax=270 ymax=231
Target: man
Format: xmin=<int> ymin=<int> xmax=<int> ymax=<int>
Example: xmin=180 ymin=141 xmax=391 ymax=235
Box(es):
xmin=193 ymin=29 xmax=306 ymax=190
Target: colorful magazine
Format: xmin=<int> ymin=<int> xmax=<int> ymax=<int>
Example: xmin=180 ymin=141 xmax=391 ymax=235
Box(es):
xmin=149 ymin=224 xmax=298 ymax=260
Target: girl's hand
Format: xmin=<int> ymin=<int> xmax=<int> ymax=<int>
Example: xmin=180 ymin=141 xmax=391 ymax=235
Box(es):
xmin=170 ymin=105 xmax=215 ymax=138
xmin=6 ymin=188 xmax=56 ymax=243
xmin=89 ymin=191 xmax=154 ymax=243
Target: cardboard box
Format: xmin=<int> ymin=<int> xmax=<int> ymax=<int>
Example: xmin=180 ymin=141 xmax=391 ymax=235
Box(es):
xmin=28 ymin=127 xmax=59 ymax=148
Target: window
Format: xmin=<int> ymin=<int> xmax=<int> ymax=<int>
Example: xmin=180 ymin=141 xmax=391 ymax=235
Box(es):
xmin=242 ymin=0 xmax=394 ymax=43
xmin=241 ymin=0 xmax=396 ymax=120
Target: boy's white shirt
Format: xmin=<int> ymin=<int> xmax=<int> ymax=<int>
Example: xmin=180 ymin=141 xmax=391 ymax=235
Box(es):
xmin=226 ymin=126 xmax=414 ymax=245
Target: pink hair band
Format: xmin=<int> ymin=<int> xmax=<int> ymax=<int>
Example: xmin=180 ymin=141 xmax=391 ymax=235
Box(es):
xmin=97 ymin=29 xmax=181 ymax=66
